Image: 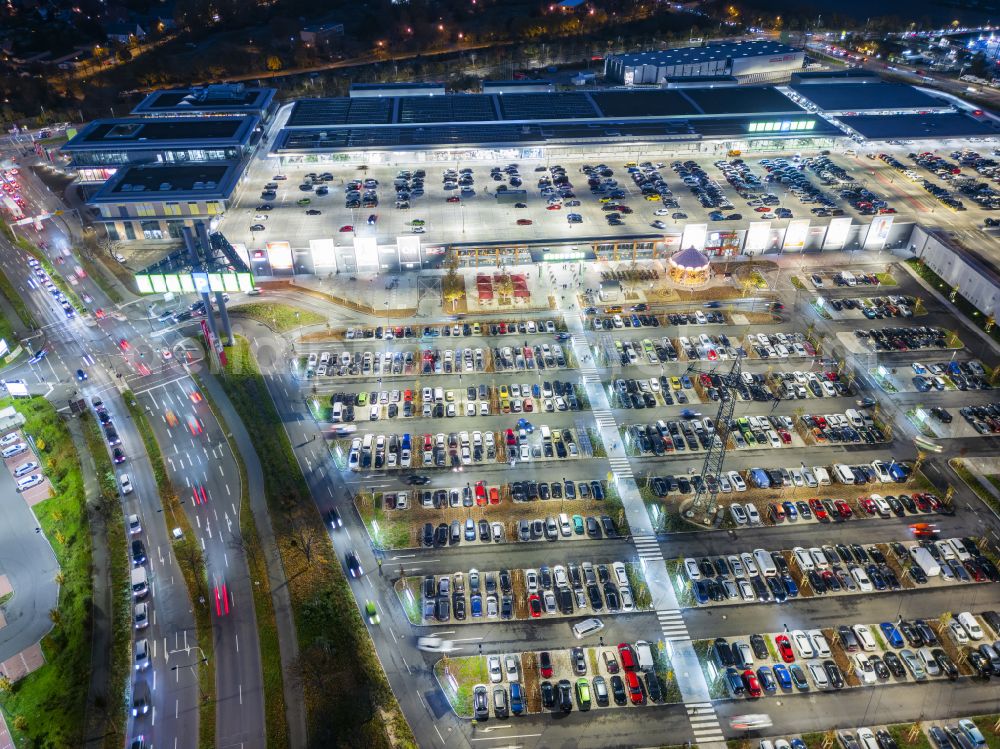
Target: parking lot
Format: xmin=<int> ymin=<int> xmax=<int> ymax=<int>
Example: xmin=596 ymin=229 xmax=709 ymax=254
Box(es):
xmin=223 ymin=145 xmax=1000 ymax=251
xmin=270 ymin=239 xmax=1000 ymax=749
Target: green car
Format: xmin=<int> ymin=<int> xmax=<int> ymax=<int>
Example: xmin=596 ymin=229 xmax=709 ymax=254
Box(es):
xmin=572 ymin=515 xmax=584 ymax=535
xmin=365 ymin=600 xmax=380 ymax=625
xmin=409 ymin=219 xmax=425 ymax=226
xmin=356 ymin=391 xmax=368 ymax=407
xmin=297 ymin=198 xmax=311 ymax=206
xmin=575 ymin=677 xmax=591 ymax=709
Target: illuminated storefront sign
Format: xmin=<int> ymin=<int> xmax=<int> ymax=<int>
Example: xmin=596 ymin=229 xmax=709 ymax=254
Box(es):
xmin=823 ymin=217 xmax=852 ymax=250
xmin=134 ymin=272 xmax=254 ymax=294
xmin=747 ymin=120 xmax=817 ymax=133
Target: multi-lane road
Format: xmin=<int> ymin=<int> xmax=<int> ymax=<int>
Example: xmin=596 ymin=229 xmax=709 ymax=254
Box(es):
xmin=0 ymin=161 xmax=269 ymax=747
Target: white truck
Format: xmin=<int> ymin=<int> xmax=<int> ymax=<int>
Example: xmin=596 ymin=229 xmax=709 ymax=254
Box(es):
xmin=909 ymin=545 xmax=941 ymax=577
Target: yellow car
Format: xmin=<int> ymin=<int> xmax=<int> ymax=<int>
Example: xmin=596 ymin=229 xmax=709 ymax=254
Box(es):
xmin=165 ymin=410 xmax=179 ymax=427
xmin=498 ymin=385 xmax=509 ymax=399
xmin=598 ymin=197 xmax=612 ymax=203
xmin=500 ymin=398 xmax=511 ymax=414
xmin=645 ymin=194 xmax=661 ymax=201
xmin=670 ymin=377 xmax=682 ymax=391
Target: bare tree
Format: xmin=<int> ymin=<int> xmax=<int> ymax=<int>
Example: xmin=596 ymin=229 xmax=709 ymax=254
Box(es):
xmin=287 ymin=513 xmax=317 ymax=565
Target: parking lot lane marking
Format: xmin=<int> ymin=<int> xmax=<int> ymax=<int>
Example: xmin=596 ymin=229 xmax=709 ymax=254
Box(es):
xmin=470 ymin=736 xmax=541 ymax=742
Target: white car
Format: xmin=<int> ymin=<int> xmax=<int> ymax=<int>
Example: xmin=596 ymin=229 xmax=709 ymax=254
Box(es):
xmin=488 ymin=655 xmax=502 ymax=683
xmin=128 ymin=514 xmax=142 ymax=535
xmin=134 ymin=602 xmax=149 ymax=629
xmin=791 ymin=629 xmax=814 ymax=658
xmin=729 ymin=471 xmax=747 ymax=491
xmin=850 ymin=566 xmax=873 ymax=592
xmin=524 ymin=568 xmax=539 ymax=593
xmin=729 ymin=504 xmax=748 ymax=525
xmin=948 ymin=620 xmax=969 ymax=644
xmin=737 ymin=580 xmax=755 ymax=601
xmin=853 ymin=654 xmax=876 ymax=684
xmin=119 ymin=473 xmax=133 ymax=495
xmin=808 ymin=661 xmax=830 ymax=689
xmin=744 ymin=503 xmax=761 ymax=525
xmin=808 ymin=629 xmax=831 ymax=658
xmin=683 ymin=558 xmax=701 ymax=581
xmin=612 ymin=562 xmax=629 ymax=588
xmin=504 ymin=654 xmax=519 ymax=682
xmin=792 ymin=547 xmax=815 ymax=572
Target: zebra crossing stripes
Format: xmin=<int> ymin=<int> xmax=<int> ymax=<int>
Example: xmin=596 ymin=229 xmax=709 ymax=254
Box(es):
xmin=581 ymin=372 xmax=602 ymax=384
xmin=593 ymin=410 xmax=618 ymax=430
xmin=608 ymin=456 xmax=634 ymax=480
xmin=571 ymin=334 xmax=589 ymax=347
xmin=686 ymin=702 xmax=725 ymax=742
xmin=656 ymin=609 xmax=688 ymax=640
xmin=632 ymin=533 xmax=662 ymax=562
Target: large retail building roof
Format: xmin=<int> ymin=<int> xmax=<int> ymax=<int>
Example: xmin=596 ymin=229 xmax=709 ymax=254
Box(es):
xmin=607 ymin=40 xmax=799 ymax=68
xmin=790 ymin=81 xmax=951 ymax=112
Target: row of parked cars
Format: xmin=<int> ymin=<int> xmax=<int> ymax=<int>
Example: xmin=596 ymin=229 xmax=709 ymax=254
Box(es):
xmin=959 ymin=403 xmax=1000 ymax=434
xmin=510 ymin=478 xmax=605 ymax=502
xmin=855 ymin=326 xmax=948 ymax=352
xmin=345 ymin=319 xmax=561 ymax=340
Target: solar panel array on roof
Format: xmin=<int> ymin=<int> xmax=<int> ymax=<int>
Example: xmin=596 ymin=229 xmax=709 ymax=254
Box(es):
xmin=398 ymin=95 xmax=495 ymax=123
xmin=838 ymin=112 xmax=998 ymax=140
xmin=286 ymin=98 xmax=393 ymax=127
xmin=790 ymin=82 xmax=948 ymax=112
xmin=590 ymin=90 xmax=699 ymax=118
xmin=681 ymin=86 xmax=800 ymax=115
xmin=498 ymin=92 xmax=599 ymax=120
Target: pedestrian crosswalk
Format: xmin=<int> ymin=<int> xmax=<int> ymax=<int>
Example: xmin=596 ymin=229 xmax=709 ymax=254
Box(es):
xmin=607 ymin=455 xmax=634 ymax=481
xmin=581 ymin=372 xmax=602 ymax=385
xmin=656 ymin=609 xmax=689 ymax=642
xmin=631 ymin=532 xmax=663 ymax=563
xmin=686 ymin=702 xmax=725 ymax=743
xmin=571 ymin=334 xmax=589 ymax=348
xmin=592 ymin=409 xmax=618 ymax=430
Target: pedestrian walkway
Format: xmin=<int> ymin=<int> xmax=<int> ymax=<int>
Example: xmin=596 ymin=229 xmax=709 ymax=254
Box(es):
xmin=555 ymin=268 xmax=725 ymax=748
xmin=687 ymin=702 xmax=726 ymax=744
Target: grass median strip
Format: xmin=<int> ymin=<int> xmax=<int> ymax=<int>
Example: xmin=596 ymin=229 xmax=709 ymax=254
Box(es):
xmin=191 ymin=373 xmax=289 ymax=749
xmin=0 ymin=397 xmax=91 ymax=746
xmin=82 ymin=414 xmax=131 ymax=749
xmin=217 ymin=335 xmax=416 ymax=748
xmin=123 ymin=393 xmax=216 ymax=749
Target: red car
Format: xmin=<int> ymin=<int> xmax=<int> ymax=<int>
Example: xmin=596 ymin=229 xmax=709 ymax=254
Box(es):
xmin=528 ymin=594 xmax=542 ymax=617
xmin=910 ymin=522 xmax=938 ymax=539
xmin=834 ymin=499 xmax=853 ymax=519
xmin=775 ymin=635 xmax=795 ymax=663
xmin=617 ymin=643 xmax=637 ymax=671
xmin=859 ymin=497 xmax=876 ymax=515
xmin=625 ymin=671 xmax=644 ymax=704
xmin=339 ymin=225 xmax=353 ymax=232
xmin=118 ymin=338 xmax=130 ymax=351
xmin=809 ymin=498 xmax=828 ymax=522
xmin=754 ymin=206 xmax=772 ymax=212
xmin=505 ymin=428 xmax=516 ymax=446
xmin=516 ymin=219 xmax=533 ymax=226
xmin=489 ymin=486 xmax=500 ymax=505
xmin=778 ymin=430 xmax=791 ymax=444
xmin=475 ymin=481 xmax=487 ymax=506
xmin=743 ymin=669 xmax=762 ymax=697
xmin=545 ymin=204 xmax=562 ymax=210
xmin=446 ymin=196 xmax=461 ymax=203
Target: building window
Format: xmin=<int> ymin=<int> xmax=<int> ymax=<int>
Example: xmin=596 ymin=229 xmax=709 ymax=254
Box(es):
xmin=167 ymin=220 xmax=184 ymax=239
xmin=123 ymin=223 xmax=136 ymax=241
xmin=119 ymin=206 xmax=130 ymax=218
xmin=188 ymin=202 xmax=200 ymax=215
xmin=140 ymin=220 xmax=163 ymax=240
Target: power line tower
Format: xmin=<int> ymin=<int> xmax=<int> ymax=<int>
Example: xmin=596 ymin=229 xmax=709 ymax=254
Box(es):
xmin=689 ymin=352 xmax=743 ymax=518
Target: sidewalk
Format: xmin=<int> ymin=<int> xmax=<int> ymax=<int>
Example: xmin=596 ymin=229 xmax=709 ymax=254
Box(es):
xmin=198 ymin=372 xmax=307 ymax=749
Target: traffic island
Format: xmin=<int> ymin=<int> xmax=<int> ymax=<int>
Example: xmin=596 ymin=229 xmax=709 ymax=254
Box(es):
xmin=433 ymin=655 xmax=487 ymax=718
